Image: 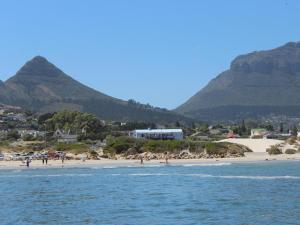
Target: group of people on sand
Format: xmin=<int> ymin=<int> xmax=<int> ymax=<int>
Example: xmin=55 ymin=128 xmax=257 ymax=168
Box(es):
xmin=42 ymin=154 xmax=48 ymax=165
xmin=25 ymin=153 xmax=66 ymax=168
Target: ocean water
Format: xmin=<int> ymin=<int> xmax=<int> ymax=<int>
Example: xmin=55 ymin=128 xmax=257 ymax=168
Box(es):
xmin=0 ymin=162 xmax=300 ymax=225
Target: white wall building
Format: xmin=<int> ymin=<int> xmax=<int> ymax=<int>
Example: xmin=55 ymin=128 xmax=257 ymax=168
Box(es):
xmin=130 ymin=129 xmax=183 ymax=140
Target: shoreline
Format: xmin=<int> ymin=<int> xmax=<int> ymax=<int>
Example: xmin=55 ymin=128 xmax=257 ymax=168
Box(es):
xmin=0 ymin=152 xmax=299 ymax=170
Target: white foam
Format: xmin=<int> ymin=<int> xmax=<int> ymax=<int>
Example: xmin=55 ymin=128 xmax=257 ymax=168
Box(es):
xmin=180 ymin=163 xmax=232 ymax=167
xmin=144 ymin=165 xmax=164 ymax=168
xmin=211 ymin=175 xmax=300 ymax=180
xmin=116 ymin=173 xmax=300 ymax=180
xmin=130 ymin=173 xmax=170 ymax=176
xmin=102 ymin=166 xmax=119 ymax=169
xmin=0 ymin=173 xmax=93 ymax=178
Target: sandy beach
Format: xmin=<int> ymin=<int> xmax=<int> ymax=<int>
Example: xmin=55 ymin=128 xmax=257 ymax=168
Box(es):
xmin=218 ymin=138 xmax=284 ymax=152
xmin=0 ymin=152 xmax=299 ymax=170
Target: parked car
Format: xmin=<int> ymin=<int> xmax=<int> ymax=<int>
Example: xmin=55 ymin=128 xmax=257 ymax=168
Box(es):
xmin=0 ymin=153 xmax=4 ymax=161
xmin=9 ymin=153 xmax=23 ymax=161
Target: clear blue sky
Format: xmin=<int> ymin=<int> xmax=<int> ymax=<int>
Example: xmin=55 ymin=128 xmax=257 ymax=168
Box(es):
xmin=0 ymin=0 xmax=299 ymax=109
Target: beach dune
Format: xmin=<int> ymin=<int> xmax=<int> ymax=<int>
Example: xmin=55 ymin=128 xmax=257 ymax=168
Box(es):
xmin=218 ymin=138 xmax=283 ymax=153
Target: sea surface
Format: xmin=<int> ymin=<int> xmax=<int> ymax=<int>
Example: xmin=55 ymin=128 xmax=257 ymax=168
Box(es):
xmin=0 ymin=161 xmax=300 ymax=225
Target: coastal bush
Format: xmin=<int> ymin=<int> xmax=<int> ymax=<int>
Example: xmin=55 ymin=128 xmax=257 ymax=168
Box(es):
xmin=188 ymin=141 xmax=206 ymax=153
xmin=105 ymin=136 xmax=142 ymax=154
xmin=285 ymin=149 xmax=296 ymax=154
xmin=7 ymin=130 xmax=20 ymax=140
xmin=143 ymin=140 xmax=187 ymax=153
xmin=0 ymin=141 xmax=10 ymax=147
xmin=266 ymin=145 xmax=282 ymax=155
xmin=89 ymin=150 xmax=98 ymax=158
xmin=22 ymin=134 xmax=36 ymax=141
xmin=105 ymin=136 xmax=187 ymax=154
xmin=55 ymin=143 xmax=89 ymax=154
xmin=287 ymin=137 xmax=296 ymax=145
xmin=103 ymin=137 xmax=249 ymax=158
xmin=205 ymin=142 xmax=227 ymax=155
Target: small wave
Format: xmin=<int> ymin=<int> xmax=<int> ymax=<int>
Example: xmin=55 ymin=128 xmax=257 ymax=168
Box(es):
xmin=102 ymin=166 xmax=119 ymax=169
xmin=114 ymin=173 xmax=300 ymax=180
xmin=0 ymin=173 xmax=93 ymax=178
xmin=130 ymin=173 xmax=170 ymax=176
xmin=144 ymin=165 xmax=164 ymax=168
xmin=180 ymin=163 xmax=232 ymax=167
xmin=11 ymin=169 xmax=22 ymax=173
xmin=211 ymin=175 xmax=300 ymax=180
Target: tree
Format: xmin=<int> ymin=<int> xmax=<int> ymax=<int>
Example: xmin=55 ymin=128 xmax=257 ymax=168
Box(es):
xmin=279 ymin=123 xmax=284 ymax=133
xmin=7 ymin=130 xmax=20 ymax=140
xmin=43 ymin=110 xmax=105 ymax=140
xmin=291 ymin=125 xmax=298 ymax=137
xmin=265 ymin=124 xmax=274 ymax=131
xmin=241 ymin=120 xmax=246 ymax=134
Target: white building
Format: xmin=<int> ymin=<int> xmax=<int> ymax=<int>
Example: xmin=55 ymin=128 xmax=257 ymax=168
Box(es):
xmin=130 ymin=129 xmax=183 ymax=140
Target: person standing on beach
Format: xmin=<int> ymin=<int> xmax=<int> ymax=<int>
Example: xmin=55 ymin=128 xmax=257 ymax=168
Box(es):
xmin=26 ymin=157 xmax=31 ymax=167
xmin=61 ymin=153 xmax=65 ymax=164
xmin=165 ymin=152 xmax=169 ymax=164
xmin=42 ymin=155 xmax=45 ymax=164
xmin=45 ymin=154 xmax=48 ymax=165
xmin=140 ymin=156 xmax=144 ymax=165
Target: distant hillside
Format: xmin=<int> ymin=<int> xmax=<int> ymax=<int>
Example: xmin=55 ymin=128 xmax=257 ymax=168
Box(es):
xmin=176 ymin=42 xmax=300 ymax=121
xmin=0 ymin=56 xmax=190 ymax=123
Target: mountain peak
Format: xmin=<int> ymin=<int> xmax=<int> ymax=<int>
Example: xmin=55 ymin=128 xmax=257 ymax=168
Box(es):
xmin=230 ymin=41 xmax=300 ymax=74
xmin=15 ymin=56 xmax=63 ymax=77
xmin=30 ymin=55 xmax=49 ymax=63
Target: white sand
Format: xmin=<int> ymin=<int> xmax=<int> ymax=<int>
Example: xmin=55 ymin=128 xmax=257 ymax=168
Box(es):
xmin=0 ymin=152 xmax=299 ymax=170
xmin=218 ymin=138 xmax=284 ymax=152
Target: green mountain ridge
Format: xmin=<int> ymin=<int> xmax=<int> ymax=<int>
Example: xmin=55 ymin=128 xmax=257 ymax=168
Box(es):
xmin=0 ymin=56 xmax=190 ymax=123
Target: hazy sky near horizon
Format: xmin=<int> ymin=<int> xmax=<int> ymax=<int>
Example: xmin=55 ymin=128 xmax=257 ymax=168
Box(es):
xmin=0 ymin=0 xmax=299 ymax=109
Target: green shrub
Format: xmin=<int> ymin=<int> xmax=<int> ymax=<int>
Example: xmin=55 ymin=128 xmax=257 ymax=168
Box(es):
xmin=188 ymin=141 xmax=206 ymax=153
xmin=22 ymin=134 xmax=36 ymax=141
xmin=267 ymin=145 xmax=282 ymax=155
xmin=285 ymin=149 xmax=296 ymax=154
xmin=287 ymin=137 xmax=296 ymax=145
xmin=7 ymin=130 xmax=20 ymax=140
xmin=205 ymin=142 xmax=227 ymax=155
xmin=143 ymin=140 xmax=186 ymax=153
xmin=55 ymin=143 xmax=88 ymax=154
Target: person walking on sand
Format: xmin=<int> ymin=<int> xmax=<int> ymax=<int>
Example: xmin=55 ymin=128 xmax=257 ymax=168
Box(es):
xmin=140 ymin=156 xmax=144 ymax=165
xmin=26 ymin=157 xmax=31 ymax=167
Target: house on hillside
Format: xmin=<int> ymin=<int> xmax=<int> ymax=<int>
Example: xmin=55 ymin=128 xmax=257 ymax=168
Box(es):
xmin=250 ymin=128 xmax=268 ymax=139
xmin=264 ymin=132 xmax=291 ymax=140
xmin=130 ymin=129 xmax=183 ymax=140
xmin=18 ymin=129 xmax=45 ymax=139
xmin=54 ymin=129 xmax=78 ymax=143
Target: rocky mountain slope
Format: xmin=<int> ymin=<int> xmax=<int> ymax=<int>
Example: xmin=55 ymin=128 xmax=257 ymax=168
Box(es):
xmin=176 ymin=42 xmax=300 ymax=121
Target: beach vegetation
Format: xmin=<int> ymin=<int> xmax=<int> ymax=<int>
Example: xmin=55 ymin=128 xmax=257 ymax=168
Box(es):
xmin=7 ymin=130 xmax=20 ymax=140
xmin=285 ymin=149 xmax=296 ymax=154
xmin=287 ymin=136 xmax=296 ymax=145
xmin=267 ymin=145 xmax=282 ymax=155
xmin=104 ymin=136 xmax=250 ymax=157
xmin=42 ymin=110 xmax=105 ymax=141
xmin=55 ymin=142 xmax=89 ymax=154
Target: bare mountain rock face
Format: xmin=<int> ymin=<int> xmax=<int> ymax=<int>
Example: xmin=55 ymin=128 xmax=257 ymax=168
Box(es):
xmin=176 ymin=42 xmax=300 ymax=121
